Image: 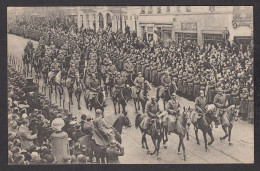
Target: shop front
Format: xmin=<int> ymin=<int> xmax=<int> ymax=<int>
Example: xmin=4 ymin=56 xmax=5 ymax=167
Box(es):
xmin=174 ymin=22 xmax=198 ymax=44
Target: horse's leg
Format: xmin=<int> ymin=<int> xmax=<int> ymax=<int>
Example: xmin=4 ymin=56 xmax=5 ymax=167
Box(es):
xmin=150 ymin=138 xmax=157 ymax=156
xmin=142 ymin=101 xmax=146 ymax=114
xmin=122 ymin=104 xmax=126 ymax=115
xmin=137 ymin=99 xmax=140 ymax=111
xmin=134 ymin=99 xmax=138 ymax=112
xmin=220 ymin=125 xmax=228 ymax=140
xmin=157 ymin=137 xmax=161 ymax=160
xmin=203 ymin=131 xmax=208 ymax=152
xmin=118 ymin=102 xmax=121 ymax=114
xmin=163 ymin=126 xmax=168 ymax=149
xmin=96 ymin=157 xmax=100 ymax=164
xmin=178 ymin=137 xmax=182 ymax=154
xmin=113 ymin=100 xmax=117 ymax=115
xmin=228 ymin=125 xmax=233 ymax=146
xmin=186 ymin=125 xmax=190 ymax=141
xmin=141 ymin=132 xmax=145 ymax=148
xmin=143 ymin=132 xmax=150 ymax=153
xmin=195 ymin=128 xmax=200 ymax=145
xmin=101 ymin=157 xmax=105 ymax=164
xmin=208 ymin=130 xmax=215 ymax=146
xmin=180 ymin=136 xmax=186 ymax=161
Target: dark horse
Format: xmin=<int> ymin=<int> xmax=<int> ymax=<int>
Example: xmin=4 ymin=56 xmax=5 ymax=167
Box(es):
xmin=84 ymin=87 xmax=106 ymax=117
xmin=22 ymin=49 xmax=34 ymax=77
xmin=219 ymin=105 xmax=239 ymax=146
xmin=156 ymin=84 xmax=176 ymax=110
xmin=131 ymin=80 xmax=151 ymax=113
xmin=111 ymin=86 xmax=132 ymax=115
xmin=104 ymin=74 xmax=115 ymax=97
xmin=135 ymin=114 xmax=164 ymax=160
xmin=162 ymin=107 xmax=192 ymax=161
xmin=66 ymin=73 xmax=80 ymax=108
xmin=188 ymin=104 xmax=218 ymax=152
xmin=79 ymin=114 xmax=132 ymax=164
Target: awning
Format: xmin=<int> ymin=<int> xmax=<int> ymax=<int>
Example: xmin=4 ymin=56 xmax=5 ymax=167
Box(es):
xmin=201 ymin=30 xmax=224 ymax=35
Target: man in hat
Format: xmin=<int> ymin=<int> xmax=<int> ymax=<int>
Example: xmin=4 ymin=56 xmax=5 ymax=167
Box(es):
xmin=134 ymin=72 xmax=144 ymax=95
xmin=213 ymin=87 xmax=227 ymax=127
xmin=85 ymin=73 xmax=100 ymax=103
xmin=194 ymin=90 xmax=208 ymax=129
xmin=57 ymin=51 xmax=65 ymax=67
xmin=67 ymin=64 xmax=78 ymax=86
xmin=18 ymin=119 xmax=37 ymax=150
xmin=92 ymin=109 xmax=115 ymax=146
xmin=105 ymin=140 xmax=124 ymax=164
xmin=160 ymin=70 xmax=172 ymax=96
xmin=140 ymin=95 xmax=161 ymax=130
xmin=124 ymin=58 xmax=134 ymax=77
xmin=113 ymin=72 xmax=125 ymax=98
xmin=70 ymin=54 xmax=79 ymax=69
xmin=49 ymin=59 xmax=60 ymax=84
xmin=106 ymin=61 xmax=117 ymax=83
xmin=86 ymin=62 xmax=97 ymax=77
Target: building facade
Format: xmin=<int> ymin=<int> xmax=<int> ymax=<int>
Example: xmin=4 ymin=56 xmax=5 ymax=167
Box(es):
xmin=138 ymin=6 xmax=253 ymax=45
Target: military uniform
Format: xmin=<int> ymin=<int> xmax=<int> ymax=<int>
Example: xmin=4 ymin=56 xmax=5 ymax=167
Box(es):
xmin=240 ymin=89 xmax=248 ymax=119
xmin=86 ymin=77 xmax=100 ymax=101
xmin=134 ymin=76 xmax=144 ymax=92
xmin=140 ymin=100 xmax=161 ymax=129
xmin=70 ymin=58 xmax=79 ymax=68
xmin=187 ymin=73 xmax=194 ymax=100
xmin=213 ymin=93 xmax=226 ymax=124
xmin=231 ymin=86 xmax=240 ymax=105
xmin=106 ymin=145 xmax=124 ymax=164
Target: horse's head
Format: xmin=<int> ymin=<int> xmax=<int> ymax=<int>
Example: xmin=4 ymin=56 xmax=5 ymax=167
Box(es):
xmin=229 ymin=105 xmax=239 ymax=121
xmin=123 ymin=85 xmax=132 ymax=101
xmin=205 ymin=104 xmax=218 ymax=122
xmin=182 ymin=106 xmax=192 ymax=126
xmin=123 ymin=112 xmax=132 ymax=128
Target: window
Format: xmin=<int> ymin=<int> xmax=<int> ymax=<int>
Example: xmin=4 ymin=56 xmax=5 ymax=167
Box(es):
xmin=209 ymin=6 xmax=215 ymax=12
xmin=148 ymin=6 xmax=153 ymax=14
xmin=166 ymin=6 xmax=170 ymax=13
xmin=157 ymin=6 xmax=161 ymax=14
xmin=147 ymin=27 xmax=153 ymax=32
xmin=186 ymin=6 xmax=191 ymax=12
xmin=203 ymin=34 xmax=222 ymax=45
xmin=141 ymin=6 xmax=145 ymax=14
xmin=177 ymin=6 xmax=181 ymax=13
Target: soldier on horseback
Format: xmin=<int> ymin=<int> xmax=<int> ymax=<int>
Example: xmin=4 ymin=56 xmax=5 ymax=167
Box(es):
xmin=57 ymin=51 xmax=65 ymax=68
xmin=42 ymin=53 xmax=51 ymax=84
xmin=106 ymin=61 xmax=117 ymax=83
xmin=70 ymin=54 xmax=79 ymax=69
xmin=161 ymin=71 xmax=172 ymax=95
xmin=85 ymin=73 xmax=100 ymax=105
xmin=113 ymin=72 xmax=125 ymax=98
xmin=140 ymin=95 xmax=161 ymax=130
xmin=49 ymin=59 xmax=60 ymax=84
xmin=124 ymin=58 xmax=134 ymax=78
xmin=194 ymin=90 xmax=208 ymax=130
xmin=134 ymin=72 xmax=144 ymax=96
xmin=213 ymin=87 xmax=227 ymax=128
xmin=67 ymin=64 xmax=78 ymax=86
xmin=92 ymin=109 xmax=115 ymax=146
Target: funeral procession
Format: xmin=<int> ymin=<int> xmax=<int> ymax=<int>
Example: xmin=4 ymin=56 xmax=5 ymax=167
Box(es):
xmin=7 ymin=6 xmax=254 ymax=164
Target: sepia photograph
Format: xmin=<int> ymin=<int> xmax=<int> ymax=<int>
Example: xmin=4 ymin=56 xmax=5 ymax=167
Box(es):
xmin=7 ymin=6 xmax=254 ymax=164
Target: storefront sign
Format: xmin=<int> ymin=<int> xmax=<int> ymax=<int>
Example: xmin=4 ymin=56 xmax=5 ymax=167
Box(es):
xmin=181 ymin=23 xmax=197 ymax=31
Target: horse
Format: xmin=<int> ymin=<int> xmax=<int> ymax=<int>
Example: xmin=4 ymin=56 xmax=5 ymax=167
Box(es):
xmin=79 ymin=114 xmax=132 ymax=164
xmin=188 ymin=104 xmax=218 ymax=152
xmin=41 ymin=63 xmax=49 ymax=85
xmin=122 ymin=71 xmax=137 ymax=87
xmin=161 ymin=107 xmax=192 ymax=161
xmin=135 ymin=113 xmax=164 ymax=160
xmin=111 ymin=85 xmax=132 ymax=115
xmin=218 ymin=104 xmax=239 ymax=146
xmin=48 ymin=69 xmax=66 ymax=98
xmin=131 ymin=80 xmax=151 ymax=113
xmin=156 ymin=84 xmax=176 ymax=110
xmin=22 ymin=49 xmax=33 ymax=77
xmin=66 ymin=73 xmax=80 ymax=107
xmin=104 ymin=74 xmax=115 ymax=97
xmin=84 ymin=87 xmax=106 ymax=116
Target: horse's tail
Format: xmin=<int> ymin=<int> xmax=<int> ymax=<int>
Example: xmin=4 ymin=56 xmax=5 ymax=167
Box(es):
xmin=135 ymin=114 xmax=142 ymax=129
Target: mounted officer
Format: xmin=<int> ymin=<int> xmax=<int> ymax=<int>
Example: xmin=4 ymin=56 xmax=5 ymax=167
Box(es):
xmin=134 ymin=72 xmax=144 ymax=96
xmin=92 ymin=109 xmax=115 ymax=146
xmin=113 ymin=72 xmax=125 ymax=98
xmin=161 ymin=70 xmax=172 ymax=95
xmin=193 ymin=90 xmax=207 ymax=130
xmin=124 ymin=58 xmax=134 ymax=78
xmin=106 ymin=61 xmax=117 ymax=84
xmin=57 ymin=51 xmax=65 ymax=68
xmin=66 ymin=64 xmax=79 ymax=87
xmin=85 ymin=73 xmax=100 ymax=102
xmin=140 ymin=95 xmax=161 ymax=130
xmin=49 ymin=58 xmax=60 ymax=84
xmin=70 ymin=54 xmax=79 ymax=69
xmin=213 ymin=87 xmax=227 ymax=128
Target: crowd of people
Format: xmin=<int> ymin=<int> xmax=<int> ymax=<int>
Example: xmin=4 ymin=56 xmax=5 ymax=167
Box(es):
xmin=8 ymin=64 xmax=126 ymax=164
xmin=7 ymin=15 xmax=254 ymax=164
xmin=9 ymin=17 xmax=253 ymax=122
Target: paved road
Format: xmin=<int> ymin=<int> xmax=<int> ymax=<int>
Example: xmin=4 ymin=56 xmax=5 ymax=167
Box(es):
xmin=8 ymin=33 xmax=254 ymax=164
